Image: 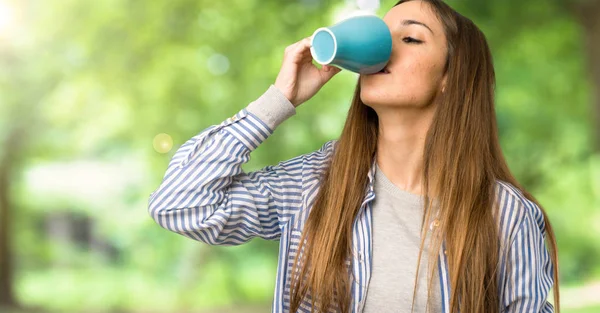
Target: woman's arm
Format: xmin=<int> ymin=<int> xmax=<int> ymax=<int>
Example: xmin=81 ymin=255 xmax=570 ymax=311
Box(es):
xmin=502 ymin=204 xmax=556 ymax=313
xmin=148 ymin=85 xmax=336 ymax=245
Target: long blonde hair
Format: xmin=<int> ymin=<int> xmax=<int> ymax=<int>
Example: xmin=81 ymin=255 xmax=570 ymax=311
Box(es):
xmin=289 ymin=1 xmax=560 ymax=312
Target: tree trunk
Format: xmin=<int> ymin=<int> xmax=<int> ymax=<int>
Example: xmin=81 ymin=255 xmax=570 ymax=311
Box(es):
xmin=0 ymin=127 xmax=23 ymax=308
xmin=572 ymin=0 xmax=600 ymax=152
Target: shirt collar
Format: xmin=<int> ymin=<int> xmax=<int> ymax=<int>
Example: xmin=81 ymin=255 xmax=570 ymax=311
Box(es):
xmin=362 ymin=154 xmax=378 ymax=205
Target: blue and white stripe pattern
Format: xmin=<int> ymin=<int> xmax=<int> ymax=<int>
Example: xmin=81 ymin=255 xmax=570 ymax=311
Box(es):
xmin=148 ymin=86 xmax=556 ymax=313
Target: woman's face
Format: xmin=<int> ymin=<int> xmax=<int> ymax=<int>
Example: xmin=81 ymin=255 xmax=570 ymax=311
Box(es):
xmin=360 ymin=0 xmax=448 ymax=109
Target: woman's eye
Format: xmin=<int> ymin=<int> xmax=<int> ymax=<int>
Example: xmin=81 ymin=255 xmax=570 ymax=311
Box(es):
xmin=402 ymin=37 xmax=422 ymax=44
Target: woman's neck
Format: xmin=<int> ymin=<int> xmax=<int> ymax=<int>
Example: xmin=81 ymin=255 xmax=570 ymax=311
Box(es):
xmin=375 ymin=105 xmax=435 ymax=196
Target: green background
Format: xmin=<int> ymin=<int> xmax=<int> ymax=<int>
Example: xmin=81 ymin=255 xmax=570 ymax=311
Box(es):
xmin=0 ymin=0 xmax=599 ymax=312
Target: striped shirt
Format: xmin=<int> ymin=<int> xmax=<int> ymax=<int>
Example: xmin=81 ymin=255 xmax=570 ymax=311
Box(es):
xmin=148 ymin=85 xmax=555 ymax=313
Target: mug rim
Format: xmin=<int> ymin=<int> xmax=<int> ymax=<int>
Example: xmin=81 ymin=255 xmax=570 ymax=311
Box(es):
xmin=310 ymin=27 xmax=337 ymax=65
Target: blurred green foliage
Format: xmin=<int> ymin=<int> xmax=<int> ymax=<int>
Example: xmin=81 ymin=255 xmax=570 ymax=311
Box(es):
xmin=0 ymin=0 xmax=598 ymax=312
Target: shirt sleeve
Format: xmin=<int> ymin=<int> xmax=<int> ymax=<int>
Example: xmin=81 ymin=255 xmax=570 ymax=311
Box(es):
xmin=502 ymin=207 xmax=556 ymax=313
xmin=148 ymin=85 xmax=336 ymax=245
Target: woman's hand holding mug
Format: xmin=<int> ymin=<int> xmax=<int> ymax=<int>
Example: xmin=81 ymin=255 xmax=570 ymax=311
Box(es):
xmin=274 ymin=15 xmax=392 ymax=107
xmin=274 ymin=37 xmax=341 ymax=108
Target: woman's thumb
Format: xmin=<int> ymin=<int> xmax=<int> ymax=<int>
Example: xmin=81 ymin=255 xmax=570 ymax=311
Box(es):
xmin=321 ymin=65 xmax=341 ymax=80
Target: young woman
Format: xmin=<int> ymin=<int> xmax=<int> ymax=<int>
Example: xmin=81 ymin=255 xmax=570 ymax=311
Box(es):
xmin=148 ymin=0 xmax=560 ymax=312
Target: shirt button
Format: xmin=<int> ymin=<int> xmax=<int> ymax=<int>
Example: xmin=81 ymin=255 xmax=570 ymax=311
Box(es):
xmin=430 ymin=219 xmax=440 ymax=230
xmin=358 ymin=252 xmax=364 ymax=263
xmin=444 ymin=249 xmax=447 ymax=255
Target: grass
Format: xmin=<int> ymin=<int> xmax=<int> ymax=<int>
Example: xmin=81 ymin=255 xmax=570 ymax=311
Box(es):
xmin=565 ymin=306 xmax=600 ymax=313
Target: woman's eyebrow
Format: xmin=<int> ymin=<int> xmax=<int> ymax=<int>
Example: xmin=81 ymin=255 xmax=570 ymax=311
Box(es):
xmin=400 ymin=19 xmax=434 ymax=35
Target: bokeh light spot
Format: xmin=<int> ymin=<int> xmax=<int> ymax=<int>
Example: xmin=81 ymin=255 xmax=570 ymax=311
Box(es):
xmin=207 ymin=53 xmax=230 ymax=76
xmin=356 ymin=0 xmax=380 ymax=11
xmin=153 ymin=133 xmax=173 ymax=154
xmin=0 ymin=2 xmax=15 ymax=36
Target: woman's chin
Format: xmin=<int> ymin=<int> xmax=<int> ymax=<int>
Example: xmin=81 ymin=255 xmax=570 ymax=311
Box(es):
xmin=359 ymin=89 xmax=389 ymax=107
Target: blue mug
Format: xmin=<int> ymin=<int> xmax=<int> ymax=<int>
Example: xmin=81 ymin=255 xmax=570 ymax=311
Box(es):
xmin=310 ymin=14 xmax=392 ymax=74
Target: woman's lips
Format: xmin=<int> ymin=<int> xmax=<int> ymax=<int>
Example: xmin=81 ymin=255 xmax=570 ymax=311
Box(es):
xmin=374 ymin=67 xmax=390 ymax=74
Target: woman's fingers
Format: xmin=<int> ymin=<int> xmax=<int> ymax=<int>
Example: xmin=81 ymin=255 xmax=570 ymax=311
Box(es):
xmin=274 ymin=36 xmax=340 ymax=107
xmin=291 ymin=37 xmax=313 ymax=62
